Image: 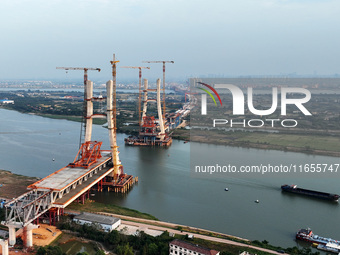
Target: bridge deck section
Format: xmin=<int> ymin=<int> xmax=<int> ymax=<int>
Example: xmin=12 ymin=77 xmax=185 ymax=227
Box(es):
xmin=28 ymin=151 xmax=112 ymax=192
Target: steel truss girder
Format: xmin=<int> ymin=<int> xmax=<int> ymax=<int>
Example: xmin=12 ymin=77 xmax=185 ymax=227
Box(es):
xmin=4 ymin=158 xmax=113 ymax=226
xmin=4 ymin=190 xmax=54 ymax=227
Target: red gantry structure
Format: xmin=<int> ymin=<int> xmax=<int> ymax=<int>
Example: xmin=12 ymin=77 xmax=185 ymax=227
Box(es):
xmin=2 ymin=54 xmax=137 ymax=249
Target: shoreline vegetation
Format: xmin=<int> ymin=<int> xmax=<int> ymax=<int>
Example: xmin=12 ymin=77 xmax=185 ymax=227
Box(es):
xmin=173 ymin=128 xmax=340 ymax=157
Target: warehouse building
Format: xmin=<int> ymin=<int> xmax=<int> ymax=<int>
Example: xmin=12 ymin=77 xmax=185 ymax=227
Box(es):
xmin=73 ymin=212 xmax=121 ymax=232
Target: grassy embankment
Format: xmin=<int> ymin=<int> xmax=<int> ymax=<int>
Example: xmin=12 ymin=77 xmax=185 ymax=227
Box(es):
xmin=0 ymin=170 xmax=39 ymax=199
xmin=67 ymin=200 xmax=158 ymax=221
xmin=173 ymin=128 xmax=340 ymax=157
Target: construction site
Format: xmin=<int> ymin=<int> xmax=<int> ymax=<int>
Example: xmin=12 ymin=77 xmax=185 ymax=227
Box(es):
xmin=123 ymin=61 xmax=174 ymax=147
xmin=0 ymin=54 xmax=139 ymax=253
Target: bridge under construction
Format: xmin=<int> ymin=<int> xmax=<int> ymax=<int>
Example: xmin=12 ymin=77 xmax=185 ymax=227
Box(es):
xmin=125 ymin=78 xmax=172 ymax=146
xmin=1 ymin=55 xmax=137 ymax=250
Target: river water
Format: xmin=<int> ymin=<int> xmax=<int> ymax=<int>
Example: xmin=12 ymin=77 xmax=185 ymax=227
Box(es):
xmin=0 ymin=108 xmax=339 ymax=248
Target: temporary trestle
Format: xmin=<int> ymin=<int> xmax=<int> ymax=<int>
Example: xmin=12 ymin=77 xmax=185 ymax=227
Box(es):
xmin=33 ymin=207 xmax=65 ymax=226
xmin=100 ymin=174 xmax=138 ymax=193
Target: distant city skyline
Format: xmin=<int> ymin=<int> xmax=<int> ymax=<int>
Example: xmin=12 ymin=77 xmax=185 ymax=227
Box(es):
xmin=1 ymin=0 xmax=340 ymax=81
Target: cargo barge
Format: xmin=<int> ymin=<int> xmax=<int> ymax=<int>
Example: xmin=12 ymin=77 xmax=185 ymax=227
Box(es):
xmin=296 ymin=229 xmax=340 ymax=246
xmin=281 ymin=184 xmax=339 ymax=202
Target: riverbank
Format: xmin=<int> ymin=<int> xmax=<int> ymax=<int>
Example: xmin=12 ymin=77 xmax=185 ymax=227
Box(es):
xmin=64 ymin=209 xmax=287 ymax=255
xmin=67 ymin=200 xmax=158 ymax=221
xmin=36 ymin=113 xmax=107 ymax=125
xmin=173 ymin=128 xmax=340 ymax=157
xmin=0 ymin=170 xmax=39 ymax=199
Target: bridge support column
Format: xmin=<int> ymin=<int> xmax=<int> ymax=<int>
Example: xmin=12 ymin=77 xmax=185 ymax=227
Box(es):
xmin=23 ymin=224 xmax=39 ymax=247
xmin=0 ymin=239 xmax=8 ymax=255
xmin=8 ymin=226 xmax=16 ymax=246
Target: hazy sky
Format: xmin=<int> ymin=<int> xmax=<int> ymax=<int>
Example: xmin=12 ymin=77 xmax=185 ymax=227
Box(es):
xmin=1 ymin=0 xmax=340 ymax=81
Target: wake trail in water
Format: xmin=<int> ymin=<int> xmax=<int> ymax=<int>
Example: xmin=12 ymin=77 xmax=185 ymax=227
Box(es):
xmin=213 ymin=176 xmax=279 ymax=190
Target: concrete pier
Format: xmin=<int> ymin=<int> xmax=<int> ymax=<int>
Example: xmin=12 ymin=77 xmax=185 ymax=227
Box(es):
xmin=23 ymin=224 xmax=39 ymax=247
xmin=0 ymin=239 xmax=8 ymax=255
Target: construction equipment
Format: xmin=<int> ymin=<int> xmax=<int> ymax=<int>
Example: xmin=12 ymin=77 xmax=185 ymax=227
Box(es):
xmin=142 ymin=60 xmax=174 ymax=120
xmin=56 ymin=67 xmax=101 ymax=148
xmin=121 ymin=66 xmax=150 ymax=129
xmin=56 ymin=67 xmax=101 ymax=85
xmin=109 ymin=55 xmax=122 ymax=178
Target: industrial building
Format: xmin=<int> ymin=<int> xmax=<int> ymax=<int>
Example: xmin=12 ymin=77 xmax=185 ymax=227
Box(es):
xmin=73 ymin=212 xmax=121 ymax=232
xmin=0 ymin=99 xmax=14 ymax=104
xmin=169 ymin=239 xmax=220 ymax=255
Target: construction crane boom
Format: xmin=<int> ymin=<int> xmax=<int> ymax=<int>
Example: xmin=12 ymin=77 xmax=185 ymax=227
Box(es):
xmin=142 ymin=60 xmax=174 ymax=121
xmin=142 ymin=61 xmax=174 ymax=64
xmin=56 ymin=67 xmax=101 ymax=85
xmin=121 ymin=66 xmax=150 ymax=129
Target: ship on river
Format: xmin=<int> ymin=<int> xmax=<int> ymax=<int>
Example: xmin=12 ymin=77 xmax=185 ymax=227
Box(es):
xmin=296 ymin=229 xmax=340 ymax=246
xmin=281 ymin=184 xmax=339 ymax=202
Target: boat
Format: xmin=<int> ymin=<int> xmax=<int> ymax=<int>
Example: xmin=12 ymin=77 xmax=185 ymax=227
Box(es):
xmin=317 ymin=243 xmax=340 ymax=254
xmin=225 ymin=188 xmax=229 ymax=191
xmin=255 ymin=200 xmax=259 ymax=203
xmin=281 ymin=184 xmax=339 ymax=202
xmin=296 ymin=228 xmax=340 ymax=246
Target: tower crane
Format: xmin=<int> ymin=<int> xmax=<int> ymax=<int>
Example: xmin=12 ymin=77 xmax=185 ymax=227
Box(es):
xmin=142 ymin=61 xmax=174 ymax=120
xmin=56 ymin=67 xmax=101 ymax=86
xmin=121 ymin=66 xmax=150 ymax=129
xmin=56 ymin=66 xmax=101 ymax=148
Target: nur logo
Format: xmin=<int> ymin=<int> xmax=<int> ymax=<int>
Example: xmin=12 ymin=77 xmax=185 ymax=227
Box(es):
xmin=197 ymin=82 xmax=223 ymax=115
xmin=198 ymin=82 xmax=311 ymax=116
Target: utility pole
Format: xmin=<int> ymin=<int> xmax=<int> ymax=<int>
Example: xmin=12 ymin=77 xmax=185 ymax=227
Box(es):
xmin=142 ymin=60 xmax=174 ymax=121
xmin=121 ymin=66 xmax=150 ymax=129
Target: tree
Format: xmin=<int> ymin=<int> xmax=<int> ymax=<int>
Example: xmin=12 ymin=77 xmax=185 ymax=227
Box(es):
xmin=95 ymin=250 xmax=106 ymax=255
xmin=116 ymin=243 xmax=134 ymax=255
xmin=36 ymin=246 xmax=65 ymax=255
xmin=106 ymin=229 xmax=121 ymax=245
xmin=148 ymin=243 xmax=158 ymax=255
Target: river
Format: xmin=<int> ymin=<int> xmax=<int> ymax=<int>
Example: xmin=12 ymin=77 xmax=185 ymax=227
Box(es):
xmin=0 ymin=108 xmax=339 ymax=248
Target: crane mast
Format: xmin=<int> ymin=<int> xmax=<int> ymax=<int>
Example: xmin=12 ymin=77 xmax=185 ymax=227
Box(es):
xmin=56 ymin=66 xmax=101 ymax=148
xmin=121 ymin=66 xmax=150 ymax=130
xmin=142 ymin=61 xmax=174 ymax=121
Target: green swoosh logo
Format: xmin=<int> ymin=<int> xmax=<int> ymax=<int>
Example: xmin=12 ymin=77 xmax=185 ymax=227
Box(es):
xmin=199 ymin=87 xmax=217 ymax=106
